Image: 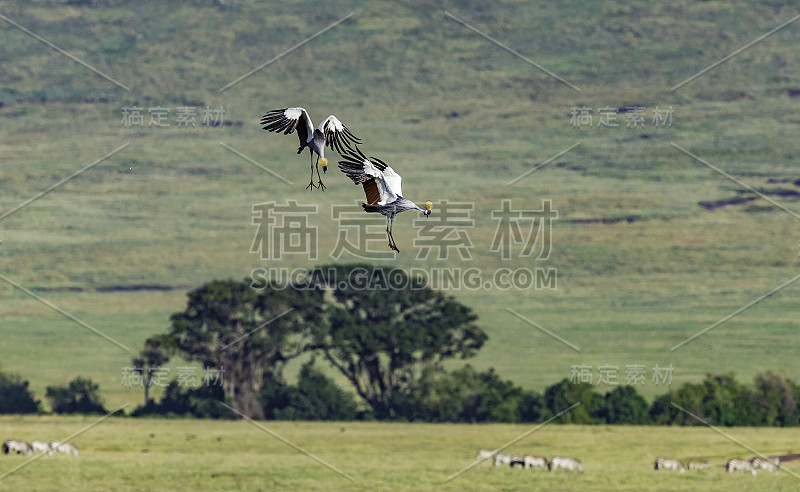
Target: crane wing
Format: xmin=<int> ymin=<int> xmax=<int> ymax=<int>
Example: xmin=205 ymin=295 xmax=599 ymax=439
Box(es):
xmin=362 ymin=179 xmax=381 ymax=205
xmin=260 ymin=107 xmax=314 ymax=148
xmin=318 ymin=115 xmax=361 ymax=155
xmin=371 ymin=156 xmax=403 ymax=199
xmin=337 ymin=147 xmax=373 ymax=185
xmin=337 ymin=148 xmax=401 ymax=205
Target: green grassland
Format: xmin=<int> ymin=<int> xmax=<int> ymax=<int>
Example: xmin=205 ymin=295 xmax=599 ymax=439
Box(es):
xmin=1 ymin=0 xmax=799 ymax=410
xmin=2 ymin=417 xmax=800 ymax=491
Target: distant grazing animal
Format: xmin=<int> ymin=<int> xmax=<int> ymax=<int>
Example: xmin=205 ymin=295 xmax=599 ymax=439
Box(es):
xmin=493 ymin=452 xmax=515 ymax=467
xmin=687 ymin=461 xmax=709 ymax=471
xmin=2 ymin=439 xmax=32 ymax=455
xmin=475 ymin=449 xmax=495 ymax=462
xmin=750 ymin=456 xmax=779 ymax=473
xmin=522 ymin=455 xmax=549 ymax=469
xmin=50 ymin=441 xmax=79 ymax=456
xmin=726 ymin=458 xmax=756 ymax=475
xmin=31 ymin=440 xmax=50 ymax=454
xmin=654 ymin=456 xmax=685 ymax=472
xmin=549 ymin=456 xmax=583 ymax=472
xmin=261 ymin=107 xmax=361 ymax=190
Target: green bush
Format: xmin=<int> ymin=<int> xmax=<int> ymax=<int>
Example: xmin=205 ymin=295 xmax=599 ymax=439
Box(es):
xmin=46 ymin=377 xmax=107 ymax=415
xmin=543 ymin=378 xmax=605 ymax=424
xmin=0 ymin=372 xmax=40 ymax=414
xmin=407 ymin=365 xmax=545 ymax=423
xmin=602 ymin=386 xmax=651 ymax=424
xmin=131 ymin=381 xmax=232 ymax=419
xmin=649 ymin=372 xmax=800 ymax=427
xmin=260 ymin=361 xmax=358 ymax=421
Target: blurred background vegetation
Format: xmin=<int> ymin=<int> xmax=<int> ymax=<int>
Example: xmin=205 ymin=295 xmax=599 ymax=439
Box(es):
xmin=0 ymin=0 xmax=798 ymax=409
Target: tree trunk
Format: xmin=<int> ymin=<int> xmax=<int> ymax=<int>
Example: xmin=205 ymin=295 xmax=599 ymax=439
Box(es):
xmin=235 ymin=385 xmax=264 ymax=420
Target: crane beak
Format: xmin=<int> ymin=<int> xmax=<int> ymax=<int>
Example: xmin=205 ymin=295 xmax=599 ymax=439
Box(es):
xmin=319 ymin=157 xmax=328 ymax=174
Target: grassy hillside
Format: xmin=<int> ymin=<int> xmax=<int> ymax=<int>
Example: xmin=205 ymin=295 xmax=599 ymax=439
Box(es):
xmin=1 ymin=0 xmax=799 ymax=407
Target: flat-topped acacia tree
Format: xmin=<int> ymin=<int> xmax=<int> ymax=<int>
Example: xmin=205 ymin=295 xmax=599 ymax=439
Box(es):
xmin=305 ymin=264 xmax=488 ymax=420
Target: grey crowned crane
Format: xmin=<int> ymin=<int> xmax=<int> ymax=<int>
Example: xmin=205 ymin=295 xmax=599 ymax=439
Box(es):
xmin=261 ymin=107 xmax=361 ymax=190
xmin=338 ymin=148 xmax=432 ymax=252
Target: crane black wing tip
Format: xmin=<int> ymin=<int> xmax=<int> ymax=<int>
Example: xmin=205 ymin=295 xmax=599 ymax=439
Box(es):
xmin=261 ymin=109 xmax=284 ymax=120
xmin=368 ymin=155 xmax=390 ymax=171
xmin=342 ymin=146 xmax=367 ymax=160
xmin=260 ymin=113 xmax=285 ymax=127
xmin=339 ymin=139 xmax=361 ymax=154
xmin=324 ymin=127 xmax=359 ymax=155
xmin=336 ymin=149 xmax=371 ymax=181
xmin=262 ymin=121 xmax=287 ymax=133
xmin=342 ymin=126 xmax=362 ymax=144
xmin=337 ymin=154 xmax=360 ymax=170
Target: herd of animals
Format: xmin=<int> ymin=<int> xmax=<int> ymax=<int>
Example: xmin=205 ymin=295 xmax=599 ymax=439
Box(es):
xmin=1 ymin=436 xmax=786 ymax=477
xmin=477 ymin=449 xmax=783 ymax=475
xmin=476 ymin=449 xmax=583 ymax=472
xmin=2 ymin=439 xmax=78 ymax=456
xmin=654 ymin=455 xmax=781 ymax=475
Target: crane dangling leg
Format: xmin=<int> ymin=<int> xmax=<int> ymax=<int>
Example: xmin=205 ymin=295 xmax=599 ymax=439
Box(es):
xmin=315 ymin=155 xmax=327 ymax=191
xmin=386 ymin=217 xmax=399 ymax=253
xmin=306 ymin=151 xmax=316 ymax=190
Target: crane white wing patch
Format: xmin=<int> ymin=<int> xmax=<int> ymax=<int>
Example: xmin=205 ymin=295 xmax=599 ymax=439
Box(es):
xmin=319 ymin=115 xmax=361 ymax=154
xmin=261 ymin=107 xmax=314 ymax=148
xmin=284 ymin=107 xmax=305 ymax=121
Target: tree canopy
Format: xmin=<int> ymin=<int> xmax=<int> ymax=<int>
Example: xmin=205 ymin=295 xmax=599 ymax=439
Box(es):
xmin=168 ymin=278 xmax=322 ymax=419
xmin=127 ymin=267 xmax=800 ymax=427
xmin=305 ymin=264 xmax=488 ymax=419
xmin=132 ymin=334 xmax=175 ymax=406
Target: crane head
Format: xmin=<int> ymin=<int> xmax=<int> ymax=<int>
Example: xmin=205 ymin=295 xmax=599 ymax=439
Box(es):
xmin=319 ymin=157 xmax=328 ymax=173
xmin=424 ymin=200 xmax=432 ymax=218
